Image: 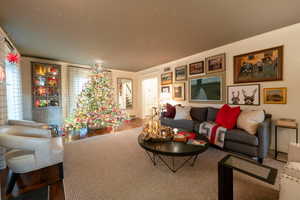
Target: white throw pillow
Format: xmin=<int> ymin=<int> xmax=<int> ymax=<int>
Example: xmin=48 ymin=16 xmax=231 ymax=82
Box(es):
xmin=174 ymin=106 xmax=191 ymax=120
xmin=237 ymin=110 xmax=265 ymax=135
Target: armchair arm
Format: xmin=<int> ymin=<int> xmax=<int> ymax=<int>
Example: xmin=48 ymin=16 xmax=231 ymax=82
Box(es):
xmin=0 ymin=134 xmax=57 ymax=168
xmin=288 ymin=143 xmax=300 ymax=163
xmin=8 ymin=120 xmax=49 ymax=129
xmin=257 ymin=118 xmax=271 ymax=159
xmin=0 ymin=125 xmax=52 ymax=138
xmin=0 ymin=134 xmax=51 ymax=151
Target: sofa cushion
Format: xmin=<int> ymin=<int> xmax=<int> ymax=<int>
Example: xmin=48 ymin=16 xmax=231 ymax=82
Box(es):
xmin=160 ymin=118 xmax=194 ymax=131
xmin=174 ymin=106 xmax=191 ymax=120
xmin=207 ymin=107 xmax=219 ymax=121
xmin=190 ymin=107 xmax=207 ymax=123
xmin=165 ymin=103 xmax=176 ymax=118
xmin=237 ymin=110 xmax=265 ymax=135
xmin=215 ymin=104 xmax=231 ymax=126
xmin=225 ymin=129 xmax=259 ymax=146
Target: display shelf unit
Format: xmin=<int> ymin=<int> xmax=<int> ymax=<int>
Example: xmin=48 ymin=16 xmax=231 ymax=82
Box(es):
xmin=31 ymin=62 xmax=62 ymax=125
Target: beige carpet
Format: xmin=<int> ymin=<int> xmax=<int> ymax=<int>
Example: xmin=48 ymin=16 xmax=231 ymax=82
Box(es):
xmin=63 ymin=127 xmax=283 ymax=200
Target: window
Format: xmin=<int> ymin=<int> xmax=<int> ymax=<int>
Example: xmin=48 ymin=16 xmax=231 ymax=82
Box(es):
xmin=5 ymin=61 xmax=23 ymax=120
xmin=67 ymin=66 xmax=90 ymax=116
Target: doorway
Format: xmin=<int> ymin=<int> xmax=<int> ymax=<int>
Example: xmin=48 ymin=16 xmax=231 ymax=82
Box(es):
xmin=142 ymin=77 xmax=158 ymax=118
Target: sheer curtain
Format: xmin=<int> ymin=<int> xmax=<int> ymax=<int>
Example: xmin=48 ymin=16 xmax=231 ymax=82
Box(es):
xmin=67 ymin=66 xmax=90 ymax=116
xmin=5 ymin=60 xmax=23 ymax=120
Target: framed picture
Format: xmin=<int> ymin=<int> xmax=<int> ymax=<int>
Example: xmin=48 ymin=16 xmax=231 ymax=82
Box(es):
xmin=263 ymin=87 xmax=287 ymax=104
xmin=189 ymin=61 xmax=205 ymax=76
xmin=205 ymin=53 xmax=226 ymax=74
xmin=189 ymin=73 xmax=226 ymax=104
xmin=234 ymin=46 xmax=283 ymax=83
xmin=175 ymin=65 xmax=187 ymax=81
xmin=161 ymin=85 xmax=171 ymax=93
xmin=173 ymin=83 xmax=185 ymax=101
xmin=161 ymin=72 xmax=173 ymax=85
xmin=227 ymin=84 xmax=260 ymax=105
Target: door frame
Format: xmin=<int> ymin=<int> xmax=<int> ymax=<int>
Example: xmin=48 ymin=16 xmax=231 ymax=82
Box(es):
xmin=141 ymin=76 xmax=158 ymax=118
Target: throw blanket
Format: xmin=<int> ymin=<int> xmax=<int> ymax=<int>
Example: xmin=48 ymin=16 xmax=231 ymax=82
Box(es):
xmin=199 ymin=122 xmax=227 ymax=148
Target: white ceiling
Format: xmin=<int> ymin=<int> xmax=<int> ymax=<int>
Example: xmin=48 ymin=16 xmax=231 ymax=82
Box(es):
xmin=1 ymin=0 xmax=300 ymax=71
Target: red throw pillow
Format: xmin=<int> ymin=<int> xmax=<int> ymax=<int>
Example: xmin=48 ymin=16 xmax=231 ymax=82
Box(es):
xmin=225 ymin=106 xmax=241 ymax=129
xmin=215 ymin=104 xmax=241 ymax=129
xmin=164 ymin=103 xmax=176 ymax=118
xmin=215 ymin=104 xmax=230 ymax=126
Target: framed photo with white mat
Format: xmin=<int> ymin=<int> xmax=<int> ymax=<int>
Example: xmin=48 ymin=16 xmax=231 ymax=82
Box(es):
xmin=227 ymin=84 xmax=260 ymax=105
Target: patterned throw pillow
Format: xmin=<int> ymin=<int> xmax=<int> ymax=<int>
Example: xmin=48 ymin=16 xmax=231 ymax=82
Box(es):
xmin=174 ymin=106 xmax=191 ymax=120
xmin=237 ymin=110 xmax=265 ymax=135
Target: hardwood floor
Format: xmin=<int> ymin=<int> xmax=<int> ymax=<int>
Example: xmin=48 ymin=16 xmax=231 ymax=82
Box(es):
xmin=0 ymin=118 xmax=144 ymax=200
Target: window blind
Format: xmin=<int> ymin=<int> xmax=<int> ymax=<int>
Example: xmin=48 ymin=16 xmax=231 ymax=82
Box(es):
xmin=67 ymin=66 xmax=90 ymax=116
xmin=5 ymin=61 xmax=23 ymax=120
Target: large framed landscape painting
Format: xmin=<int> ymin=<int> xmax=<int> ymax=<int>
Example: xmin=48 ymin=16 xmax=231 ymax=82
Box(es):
xmin=234 ymin=46 xmax=283 ymax=83
xmin=227 ymin=84 xmax=260 ymax=106
xmin=263 ymin=87 xmax=287 ymax=104
xmin=189 ymin=74 xmax=225 ymax=104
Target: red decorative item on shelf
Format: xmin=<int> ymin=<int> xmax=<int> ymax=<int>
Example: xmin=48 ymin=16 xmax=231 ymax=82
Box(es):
xmin=6 ymin=53 xmax=20 ymax=64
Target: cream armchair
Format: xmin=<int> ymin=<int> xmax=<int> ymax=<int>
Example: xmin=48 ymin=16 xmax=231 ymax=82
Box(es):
xmin=279 ymin=143 xmax=300 ymax=200
xmin=0 ymin=125 xmax=63 ymax=194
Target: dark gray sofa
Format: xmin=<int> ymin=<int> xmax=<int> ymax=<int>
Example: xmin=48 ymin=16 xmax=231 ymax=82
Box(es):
xmin=161 ymin=107 xmax=271 ymax=163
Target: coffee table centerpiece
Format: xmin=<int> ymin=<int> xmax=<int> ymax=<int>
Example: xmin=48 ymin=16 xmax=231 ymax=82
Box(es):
xmin=141 ymin=119 xmax=174 ymax=142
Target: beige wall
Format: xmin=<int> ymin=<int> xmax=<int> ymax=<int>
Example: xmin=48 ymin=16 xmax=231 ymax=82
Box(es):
xmin=136 ymin=23 xmax=300 ymax=153
xmin=20 ymin=57 xmax=138 ymax=121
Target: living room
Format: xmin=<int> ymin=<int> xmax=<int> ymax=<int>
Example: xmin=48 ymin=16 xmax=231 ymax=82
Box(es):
xmin=0 ymin=1 xmax=300 ymax=200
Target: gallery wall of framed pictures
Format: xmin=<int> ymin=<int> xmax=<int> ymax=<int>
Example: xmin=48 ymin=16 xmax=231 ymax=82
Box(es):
xmin=160 ymin=53 xmax=226 ymax=103
xmin=159 ymin=45 xmax=287 ymax=106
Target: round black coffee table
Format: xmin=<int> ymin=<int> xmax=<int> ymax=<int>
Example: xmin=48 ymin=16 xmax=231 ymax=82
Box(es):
xmin=138 ymin=134 xmax=209 ymax=173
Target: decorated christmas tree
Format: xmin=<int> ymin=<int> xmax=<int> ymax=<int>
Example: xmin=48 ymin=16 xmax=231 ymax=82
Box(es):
xmin=64 ymin=65 xmax=128 ymax=130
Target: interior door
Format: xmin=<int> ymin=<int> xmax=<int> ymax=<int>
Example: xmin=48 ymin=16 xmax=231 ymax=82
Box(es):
xmin=142 ymin=77 xmax=158 ymax=118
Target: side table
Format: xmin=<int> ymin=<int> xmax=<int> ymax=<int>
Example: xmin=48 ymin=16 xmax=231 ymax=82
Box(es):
xmin=218 ymin=155 xmax=277 ymax=200
xmin=275 ymin=124 xmax=298 ymax=161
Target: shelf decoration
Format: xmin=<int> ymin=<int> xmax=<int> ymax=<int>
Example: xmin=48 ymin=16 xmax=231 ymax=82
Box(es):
xmin=31 ymin=62 xmax=61 ymax=109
